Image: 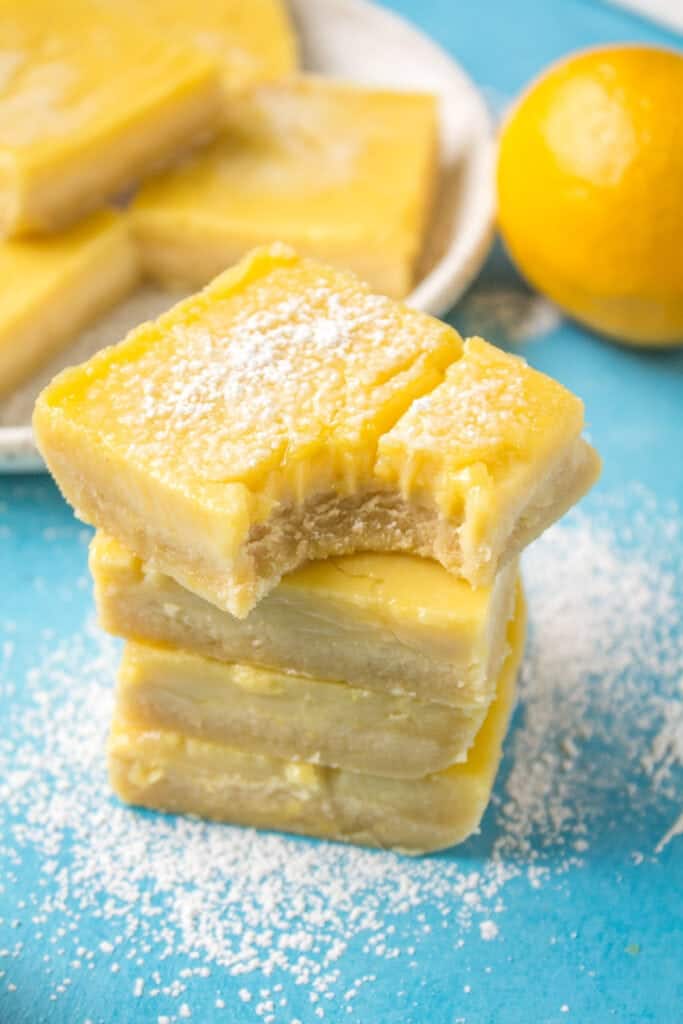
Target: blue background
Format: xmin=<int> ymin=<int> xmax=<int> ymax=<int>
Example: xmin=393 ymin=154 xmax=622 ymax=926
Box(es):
xmin=1 ymin=2 xmax=682 ymax=1022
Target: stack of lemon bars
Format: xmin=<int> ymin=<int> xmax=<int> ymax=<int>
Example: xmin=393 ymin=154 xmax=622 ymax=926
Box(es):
xmin=34 ymin=245 xmax=600 ymax=854
xmin=5 ymin=0 xmax=599 ymax=855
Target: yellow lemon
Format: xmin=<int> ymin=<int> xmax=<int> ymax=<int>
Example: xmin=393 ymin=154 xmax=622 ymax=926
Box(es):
xmin=497 ymin=45 xmax=683 ymax=347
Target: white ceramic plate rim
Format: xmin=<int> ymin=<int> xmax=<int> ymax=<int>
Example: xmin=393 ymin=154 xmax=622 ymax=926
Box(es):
xmin=0 ymin=0 xmax=494 ymax=473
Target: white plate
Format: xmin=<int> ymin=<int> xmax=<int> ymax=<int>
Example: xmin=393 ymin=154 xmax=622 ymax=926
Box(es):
xmin=0 ymin=0 xmax=494 ymax=473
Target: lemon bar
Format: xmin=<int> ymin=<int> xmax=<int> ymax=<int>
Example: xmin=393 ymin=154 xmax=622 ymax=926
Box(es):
xmin=108 ymin=591 xmax=525 ymax=854
xmin=0 ymin=0 xmax=222 ymax=238
xmin=34 ymin=246 xmax=599 ymax=617
xmin=117 ymin=0 xmax=297 ymax=93
xmin=91 ymin=533 xmax=517 ymax=708
xmin=113 ymin=583 xmax=524 ymax=779
xmin=132 ymin=77 xmax=438 ymax=297
xmin=0 ymin=210 xmax=137 ymax=399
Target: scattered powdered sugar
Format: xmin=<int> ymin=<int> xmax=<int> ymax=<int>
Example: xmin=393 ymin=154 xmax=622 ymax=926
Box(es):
xmin=479 ymin=921 xmax=498 ymax=941
xmin=379 ymin=337 xmax=570 ymax=463
xmin=89 ymin=259 xmax=457 ymax=480
xmin=0 ymin=486 xmax=681 ymax=1021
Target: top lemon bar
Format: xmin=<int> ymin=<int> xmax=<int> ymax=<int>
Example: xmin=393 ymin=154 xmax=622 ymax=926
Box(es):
xmin=34 ymin=245 xmax=600 ymax=617
xmin=0 ymin=0 xmax=223 ymax=238
xmin=132 ymin=76 xmax=438 ymax=298
xmin=116 ymin=0 xmax=297 ymax=93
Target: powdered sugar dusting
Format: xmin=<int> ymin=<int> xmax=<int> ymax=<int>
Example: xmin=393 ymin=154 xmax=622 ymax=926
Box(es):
xmin=0 ymin=52 xmax=98 ymax=146
xmin=83 ymin=256 xmax=457 ymax=482
xmin=378 ymin=337 xmax=576 ymax=468
xmin=0 ymin=485 xmax=680 ymax=1020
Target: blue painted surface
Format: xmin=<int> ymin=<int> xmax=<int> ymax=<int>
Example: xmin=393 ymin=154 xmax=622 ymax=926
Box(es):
xmin=1 ymin=3 xmax=682 ymax=1023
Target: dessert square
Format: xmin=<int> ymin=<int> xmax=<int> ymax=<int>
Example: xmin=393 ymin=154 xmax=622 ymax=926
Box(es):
xmin=0 ymin=0 xmax=223 ymax=237
xmin=117 ymin=0 xmax=297 ymax=93
xmin=111 ymin=584 xmax=522 ymax=779
xmin=108 ymin=591 xmax=525 ymax=854
xmin=34 ymin=246 xmax=599 ymax=616
xmin=0 ymin=209 xmax=137 ymax=399
xmin=91 ymin=533 xmax=518 ymax=709
xmin=132 ymin=77 xmax=438 ymax=297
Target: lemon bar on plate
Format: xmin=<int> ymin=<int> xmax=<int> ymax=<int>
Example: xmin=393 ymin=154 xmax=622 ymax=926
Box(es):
xmin=0 ymin=0 xmax=222 ymax=237
xmin=132 ymin=77 xmax=438 ymax=298
xmin=91 ymin=533 xmax=517 ymax=708
xmin=0 ymin=210 xmax=137 ymax=399
xmin=109 ymin=591 xmax=525 ymax=855
xmin=34 ymin=246 xmax=600 ymax=617
xmin=112 ymin=583 xmax=522 ymax=779
xmin=116 ymin=0 xmax=297 ymax=93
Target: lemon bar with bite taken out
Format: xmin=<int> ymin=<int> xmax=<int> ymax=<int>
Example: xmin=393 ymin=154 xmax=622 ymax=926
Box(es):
xmin=34 ymin=245 xmax=600 ymax=617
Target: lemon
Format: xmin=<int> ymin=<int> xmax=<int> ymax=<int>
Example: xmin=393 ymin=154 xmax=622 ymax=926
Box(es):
xmin=497 ymin=45 xmax=683 ymax=347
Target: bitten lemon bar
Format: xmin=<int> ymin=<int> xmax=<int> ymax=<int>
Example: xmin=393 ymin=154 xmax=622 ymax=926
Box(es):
xmin=117 ymin=0 xmax=297 ymax=93
xmin=0 ymin=210 xmax=137 ymax=399
xmin=108 ymin=591 xmax=525 ymax=854
xmin=34 ymin=246 xmax=600 ymax=617
xmin=132 ymin=77 xmax=438 ymax=297
xmin=113 ymin=600 xmax=513 ymax=780
xmin=91 ymin=533 xmax=517 ymax=708
xmin=0 ymin=0 xmax=222 ymax=238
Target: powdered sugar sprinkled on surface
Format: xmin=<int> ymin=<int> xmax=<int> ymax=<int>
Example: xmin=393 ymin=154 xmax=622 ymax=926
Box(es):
xmin=79 ymin=256 xmax=457 ymax=482
xmin=0 ymin=485 xmax=681 ymax=1020
xmin=378 ymin=336 xmax=577 ymax=464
